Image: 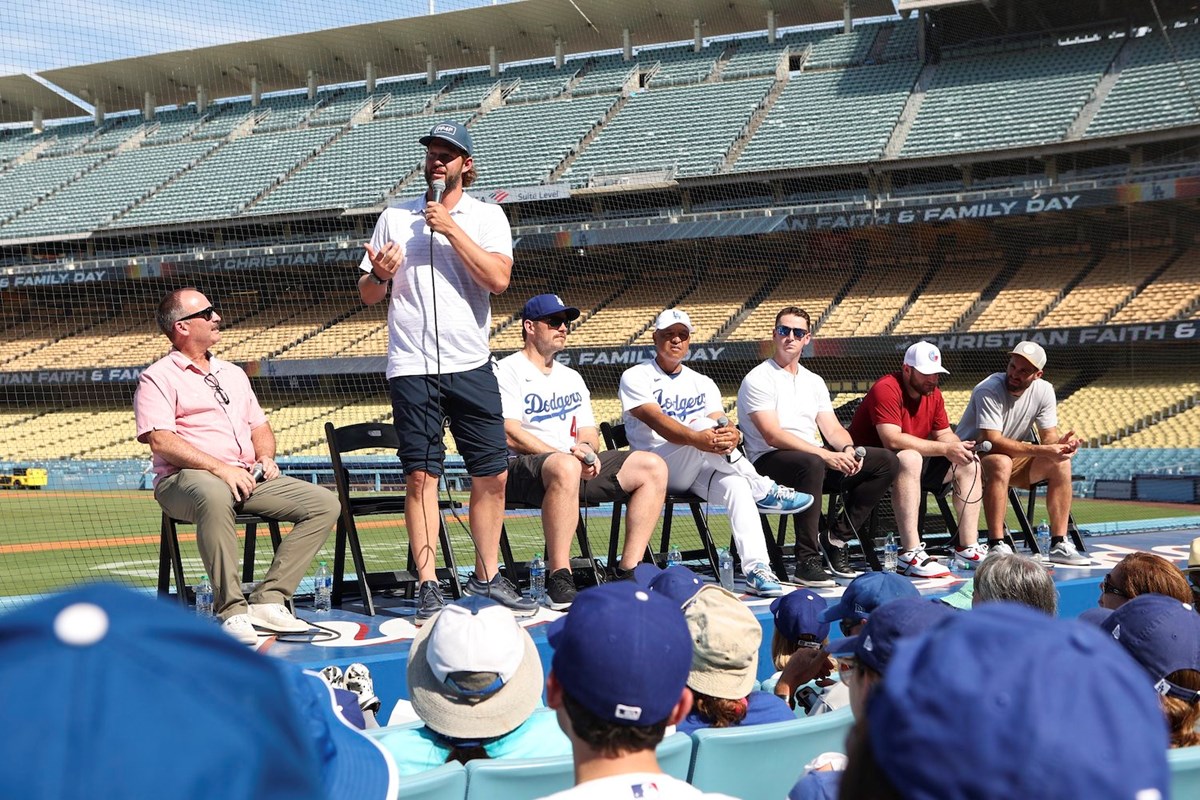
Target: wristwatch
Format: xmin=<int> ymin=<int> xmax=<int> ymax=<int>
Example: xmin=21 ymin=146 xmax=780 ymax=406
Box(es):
xmin=842 ymin=444 xmax=856 ymax=454
xmin=366 ymin=270 xmax=388 ymax=285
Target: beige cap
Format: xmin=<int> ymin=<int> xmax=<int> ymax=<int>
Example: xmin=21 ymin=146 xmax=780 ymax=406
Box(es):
xmin=1010 ymin=341 xmax=1047 ymax=370
xmin=683 ymin=585 xmax=761 ymax=700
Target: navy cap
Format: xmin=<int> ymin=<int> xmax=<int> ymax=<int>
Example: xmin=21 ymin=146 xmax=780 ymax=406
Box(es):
xmin=648 ymin=565 xmax=705 ymax=606
xmin=818 ymin=571 xmax=919 ymax=623
xmin=548 ymin=582 xmax=692 ymax=726
xmin=870 ymin=603 xmax=1170 ymax=799
xmin=827 ymin=597 xmax=952 ymax=673
xmin=1101 ymin=593 xmax=1200 ymax=702
xmin=521 ymin=294 xmax=580 ymax=322
xmin=419 ymin=119 xmax=473 ymax=156
xmin=769 ymin=589 xmax=830 ymax=643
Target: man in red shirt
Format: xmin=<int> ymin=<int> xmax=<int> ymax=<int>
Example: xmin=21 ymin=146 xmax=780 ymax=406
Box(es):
xmin=848 ymin=342 xmax=982 ymax=577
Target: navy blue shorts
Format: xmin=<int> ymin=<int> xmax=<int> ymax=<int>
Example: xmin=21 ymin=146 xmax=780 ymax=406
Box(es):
xmin=388 ymin=364 xmax=508 ymax=478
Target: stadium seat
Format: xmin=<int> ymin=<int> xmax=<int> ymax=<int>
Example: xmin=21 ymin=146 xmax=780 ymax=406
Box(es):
xmin=324 ymin=421 xmax=463 ymax=616
xmin=463 ymin=753 xmax=576 ymax=800
xmin=1169 ymin=744 xmax=1200 ymax=798
xmin=398 ymin=760 xmax=467 ymax=800
xmin=687 ymin=707 xmax=855 ymax=796
xmin=656 ymin=732 xmax=694 ymax=781
xmin=158 ymin=511 xmax=283 ymax=607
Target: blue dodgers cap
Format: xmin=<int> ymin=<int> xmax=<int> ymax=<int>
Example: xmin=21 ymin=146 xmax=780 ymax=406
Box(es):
xmin=548 ymin=582 xmax=692 ymax=726
xmin=419 ymin=119 xmax=473 ymax=156
xmin=648 ymin=564 xmax=705 ymax=606
xmin=0 ymin=583 xmax=351 ymax=799
xmin=770 ymin=589 xmax=830 ymax=643
xmin=870 ymin=603 xmax=1170 ymax=800
xmin=521 ymin=293 xmax=580 ymax=322
xmin=1101 ymin=593 xmax=1200 ymax=702
xmin=827 ymin=597 xmax=952 ymax=674
xmin=631 ymin=562 xmax=663 ymax=586
xmin=818 ymin=571 xmax=919 ymax=623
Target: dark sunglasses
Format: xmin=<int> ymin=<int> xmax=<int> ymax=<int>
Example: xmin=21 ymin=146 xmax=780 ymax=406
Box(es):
xmin=538 ymin=315 xmax=571 ymax=329
xmin=839 ymin=618 xmax=859 ymax=637
xmin=1100 ymin=575 xmax=1127 ymax=598
xmin=776 ymin=324 xmax=809 ymax=338
xmin=177 ymin=306 xmax=217 ymax=323
xmin=203 ymin=373 xmax=229 ymax=406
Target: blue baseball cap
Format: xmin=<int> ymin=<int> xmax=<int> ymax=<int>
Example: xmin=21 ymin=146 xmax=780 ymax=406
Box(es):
xmin=870 ymin=603 xmax=1170 ymax=799
xmin=548 ymin=582 xmax=692 ymax=726
xmin=419 ymin=119 xmax=473 ymax=156
xmin=648 ymin=565 xmax=705 ymax=606
xmin=1101 ymin=593 xmax=1200 ymax=702
xmin=0 ymin=583 xmax=397 ymax=799
xmin=631 ymin=562 xmax=663 ymax=586
xmin=769 ymin=589 xmax=830 ymax=643
xmin=818 ymin=571 xmax=919 ymax=623
xmin=827 ymin=597 xmax=952 ymax=673
xmin=521 ymin=293 xmax=580 ymax=322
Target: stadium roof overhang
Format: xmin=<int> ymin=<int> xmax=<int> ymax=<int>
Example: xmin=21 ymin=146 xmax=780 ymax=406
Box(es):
xmin=34 ymin=0 xmax=895 ymax=111
xmin=0 ymin=75 xmax=90 ymax=123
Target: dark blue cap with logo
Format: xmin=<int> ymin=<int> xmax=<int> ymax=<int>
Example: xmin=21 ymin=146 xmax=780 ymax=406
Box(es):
xmin=770 ymin=589 xmax=830 ymax=643
xmin=827 ymin=597 xmax=952 ymax=673
xmin=521 ymin=294 xmax=580 ymax=322
xmin=818 ymin=571 xmax=919 ymax=623
xmin=1101 ymin=593 xmax=1200 ymax=702
xmin=419 ymin=119 xmax=473 ymax=156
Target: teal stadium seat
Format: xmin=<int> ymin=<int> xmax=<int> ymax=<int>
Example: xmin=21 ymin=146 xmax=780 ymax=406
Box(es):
xmin=398 ymin=760 xmax=467 ymax=800
xmin=656 ymin=732 xmax=694 ymax=782
xmin=1169 ymin=745 xmax=1200 ymax=798
xmin=687 ymin=707 xmax=855 ymax=797
xmin=464 ymin=753 xmax=576 ymax=800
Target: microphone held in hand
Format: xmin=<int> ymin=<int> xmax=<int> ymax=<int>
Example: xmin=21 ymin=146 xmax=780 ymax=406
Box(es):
xmin=853 ymin=446 xmax=866 ymax=461
xmin=716 ymin=416 xmax=729 ymax=428
xmin=430 ymin=179 xmax=446 ymax=204
xmin=582 ymin=451 xmax=597 ymax=466
xmin=975 ymin=440 xmax=993 ymax=455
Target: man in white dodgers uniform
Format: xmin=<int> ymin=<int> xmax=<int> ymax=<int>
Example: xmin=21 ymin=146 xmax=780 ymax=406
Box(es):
xmin=618 ymin=309 xmax=813 ymax=597
xmin=358 ymin=119 xmax=535 ymax=622
xmin=496 ymin=294 xmax=666 ymax=610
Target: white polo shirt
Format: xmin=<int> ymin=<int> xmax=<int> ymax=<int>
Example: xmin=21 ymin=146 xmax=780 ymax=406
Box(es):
xmin=738 ymin=358 xmax=833 ymax=462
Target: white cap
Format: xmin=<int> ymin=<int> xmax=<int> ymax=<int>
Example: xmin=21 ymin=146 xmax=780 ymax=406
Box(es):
xmin=653 ymin=308 xmax=694 ymax=332
xmin=904 ymin=341 xmax=949 ymax=375
xmin=426 ymin=598 xmax=525 ymax=687
xmin=1010 ymin=341 xmax=1047 ymax=370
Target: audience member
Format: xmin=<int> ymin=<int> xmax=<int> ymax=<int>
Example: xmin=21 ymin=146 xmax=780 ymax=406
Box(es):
xmin=676 ymin=586 xmax=794 ymax=734
xmin=647 ymin=564 xmax=707 ymax=605
xmin=1099 ymin=593 xmax=1200 ymax=748
xmin=374 ymin=595 xmax=570 ymax=775
xmin=619 ymin=308 xmax=812 ymax=597
xmin=0 ymin=583 xmax=396 ymax=800
xmin=739 ymin=307 xmax=898 ymax=586
xmin=847 ymin=342 xmax=982 ymax=577
xmin=973 ymin=552 xmax=1058 ymax=615
xmin=358 ymin=119 xmax=535 ymax=622
xmin=540 ymin=582 xmax=740 ymax=799
xmin=842 ymin=603 xmax=1170 ymax=799
xmin=762 ymin=590 xmax=846 ymax=716
xmin=496 ymin=293 xmax=666 ymax=608
xmin=1099 ymin=551 xmax=1193 ymax=610
xmin=135 ymin=287 xmax=339 ymax=645
xmin=956 ymin=341 xmax=1087 ymax=565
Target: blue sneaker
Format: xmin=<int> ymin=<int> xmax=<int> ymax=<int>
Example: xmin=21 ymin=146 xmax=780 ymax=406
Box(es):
xmin=744 ymin=567 xmax=784 ymax=597
xmin=756 ymin=484 xmax=814 ymax=515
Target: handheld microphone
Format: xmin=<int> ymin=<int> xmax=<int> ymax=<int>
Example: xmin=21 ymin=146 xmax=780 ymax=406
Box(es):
xmin=251 ymin=462 xmax=264 ymax=483
xmin=716 ymin=415 xmax=729 ymax=428
xmin=582 ymin=451 xmax=597 ymax=466
xmin=975 ymin=440 xmax=993 ymax=455
xmin=853 ymin=446 xmax=866 ymax=461
xmin=430 ymin=179 xmax=446 ymax=204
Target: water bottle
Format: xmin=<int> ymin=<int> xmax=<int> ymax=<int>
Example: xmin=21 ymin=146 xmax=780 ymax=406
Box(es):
xmin=195 ymin=574 xmax=214 ymax=619
xmin=314 ymin=561 xmax=332 ymax=612
xmin=667 ymin=544 xmax=682 ymax=569
xmin=718 ymin=548 xmax=735 ymax=592
xmin=1036 ymin=520 xmax=1052 ymax=568
xmin=882 ymin=533 xmax=898 ymax=573
xmin=529 ymin=553 xmax=546 ymax=604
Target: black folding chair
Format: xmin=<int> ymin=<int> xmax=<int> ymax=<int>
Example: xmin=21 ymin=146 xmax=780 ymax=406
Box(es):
xmin=158 ymin=510 xmax=283 ymax=606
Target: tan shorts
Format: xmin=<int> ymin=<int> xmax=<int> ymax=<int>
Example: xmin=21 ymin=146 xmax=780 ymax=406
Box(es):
xmin=1006 ymin=456 xmax=1036 ymax=488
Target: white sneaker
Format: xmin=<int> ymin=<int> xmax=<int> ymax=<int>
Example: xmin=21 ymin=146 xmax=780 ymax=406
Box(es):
xmin=987 ymin=540 xmax=1014 ymax=556
xmin=344 ymin=663 xmax=382 ymax=714
xmin=319 ymin=665 xmax=345 ymax=689
xmin=1049 ymin=540 xmax=1090 ymax=566
xmin=221 ymin=613 xmax=259 ymax=646
xmin=953 ymin=543 xmax=987 ymax=570
xmin=248 ymin=603 xmax=311 ymax=633
xmin=898 ymin=544 xmax=949 ymax=578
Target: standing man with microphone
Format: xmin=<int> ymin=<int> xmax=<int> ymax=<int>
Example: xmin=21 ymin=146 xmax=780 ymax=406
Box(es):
xmin=358 ymin=120 xmax=536 ymax=623
xmin=739 ymin=307 xmax=898 ymax=586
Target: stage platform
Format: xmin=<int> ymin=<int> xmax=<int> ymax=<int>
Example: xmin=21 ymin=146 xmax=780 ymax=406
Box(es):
xmin=255 ymin=528 xmax=1199 ymax=717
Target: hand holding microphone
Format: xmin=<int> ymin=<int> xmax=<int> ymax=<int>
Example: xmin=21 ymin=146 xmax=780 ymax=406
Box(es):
xmin=424 ymin=178 xmax=451 ymax=235
xmin=713 ymin=415 xmax=740 ymax=462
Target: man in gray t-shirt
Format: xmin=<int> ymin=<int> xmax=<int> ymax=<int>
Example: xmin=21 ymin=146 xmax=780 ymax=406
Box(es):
xmin=957 ymin=341 xmax=1087 ymax=566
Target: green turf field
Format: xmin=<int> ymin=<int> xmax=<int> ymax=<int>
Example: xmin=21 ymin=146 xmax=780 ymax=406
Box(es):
xmin=1 ymin=489 xmax=1197 ymax=600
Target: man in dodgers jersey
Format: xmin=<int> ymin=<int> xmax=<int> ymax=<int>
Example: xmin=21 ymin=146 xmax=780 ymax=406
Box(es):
xmin=619 ymin=309 xmax=813 ymax=597
xmin=496 ymin=294 xmax=666 ymax=610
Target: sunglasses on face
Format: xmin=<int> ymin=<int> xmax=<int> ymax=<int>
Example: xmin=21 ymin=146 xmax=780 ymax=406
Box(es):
xmin=1100 ymin=575 xmax=1128 ymax=598
xmin=177 ymin=306 xmax=217 ymax=323
xmin=775 ymin=325 xmax=810 ymax=338
xmin=204 ymin=373 xmax=229 ymax=406
xmin=839 ymin=618 xmax=859 ymax=637
xmin=538 ymin=316 xmax=570 ymax=329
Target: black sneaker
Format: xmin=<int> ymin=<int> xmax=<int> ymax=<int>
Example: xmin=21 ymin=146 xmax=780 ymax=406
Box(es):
xmin=414 ymin=580 xmax=445 ymax=626
xmin=464 ymin=572 xmax=539 ymax=617
xmin=611 ymin=565 xmax=635 ymax=582
xmin=819 ymin=531 xmax=861 ymax=579
xmin=546 ymin=568 xmax=578 ymax=610
xmin=793 ymin=555 xmax=835 ymax=588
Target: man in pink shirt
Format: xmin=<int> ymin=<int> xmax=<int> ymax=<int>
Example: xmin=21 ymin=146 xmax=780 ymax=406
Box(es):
xmin=134 ymin=288 xmax=339 ymax=645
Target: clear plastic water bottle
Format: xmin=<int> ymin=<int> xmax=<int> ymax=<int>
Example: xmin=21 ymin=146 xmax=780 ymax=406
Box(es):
xmin=529 ymin=553 xmax=546 ymax=604
xmin=667 ymin=544 xmax=682 ymax=569
xmin=314 ymin=560 xmax=332 ymax=612
xmin=1036 ymin=520 xmax=1052 ymax=568
xmin=882 ymin=533 xmax=898 ymax=573
xmin=718 ymin=548 xmax=735 ymax=592
xmin=195 ymin=574 xmax=214 ymax=619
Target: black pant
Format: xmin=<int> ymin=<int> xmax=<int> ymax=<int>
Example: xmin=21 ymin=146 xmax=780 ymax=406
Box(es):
xmin=754 ymin=447 xmax=899 ymax=559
